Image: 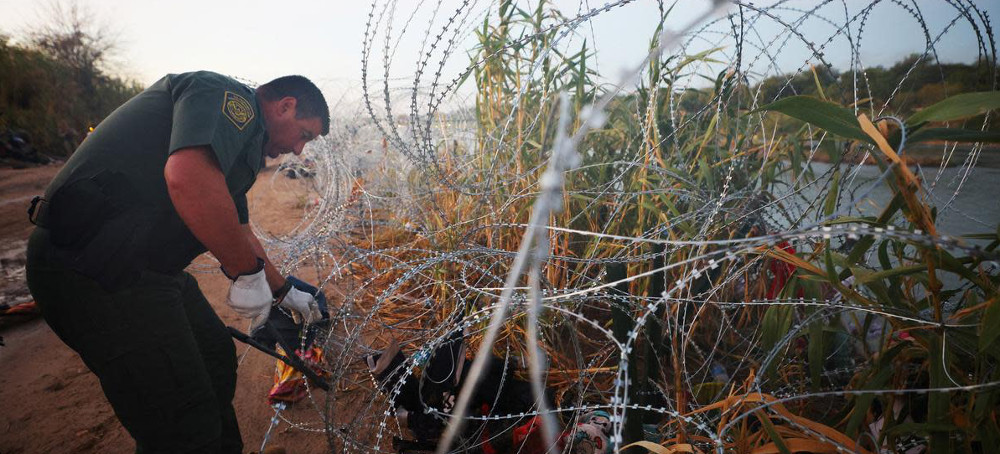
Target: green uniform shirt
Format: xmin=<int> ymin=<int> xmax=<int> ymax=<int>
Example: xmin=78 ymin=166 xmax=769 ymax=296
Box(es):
xmin=44 ymin=71 xmax=266 ymax=274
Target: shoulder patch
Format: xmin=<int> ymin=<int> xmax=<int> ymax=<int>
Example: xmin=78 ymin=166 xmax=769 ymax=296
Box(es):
xmin=222 ymin=91 xmax=255 ymax=131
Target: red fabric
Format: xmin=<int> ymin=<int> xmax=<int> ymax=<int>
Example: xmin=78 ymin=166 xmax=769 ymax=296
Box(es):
xmin=481 ymin=414 xmax=549 ymax=454
xmin=512 ymin=416 xmax=547 ymax=454
xmin=767 ymin=241 xmax=798 ymax=299
xmin=481 ymin=404 xmax=497 ymax=454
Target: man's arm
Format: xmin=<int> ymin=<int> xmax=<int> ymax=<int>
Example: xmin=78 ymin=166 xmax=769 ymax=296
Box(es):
xmin=243 ymin=224 xmax=287 ymax=292
xmin=164 ymin=146 xmax=261 ymax=278
xmin=165 ymin=146 xmax=319 ymax=325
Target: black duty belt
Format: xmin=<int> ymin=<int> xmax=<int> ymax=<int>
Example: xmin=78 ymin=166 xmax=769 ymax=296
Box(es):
xmin=27 ymin=196 xmax=51 ymax=228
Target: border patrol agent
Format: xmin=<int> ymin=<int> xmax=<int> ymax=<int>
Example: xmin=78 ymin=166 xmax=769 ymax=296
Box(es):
xmin=25 ymin=71 xmax=330 ymax=453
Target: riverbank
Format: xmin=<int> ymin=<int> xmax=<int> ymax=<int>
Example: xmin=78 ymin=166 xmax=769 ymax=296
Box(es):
xmin=805 ymin=143 xmax=1000 ymax=168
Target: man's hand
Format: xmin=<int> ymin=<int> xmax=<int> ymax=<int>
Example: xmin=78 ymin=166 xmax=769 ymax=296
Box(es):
xmin=274 ymin=281 xmax=323 ymax=325
xmin=225 ymin=258 xmax=271 ymax=330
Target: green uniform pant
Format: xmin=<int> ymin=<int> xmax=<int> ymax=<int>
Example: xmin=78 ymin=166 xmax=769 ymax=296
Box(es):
xmin=26 ymin=228 xmax=242 ymax=454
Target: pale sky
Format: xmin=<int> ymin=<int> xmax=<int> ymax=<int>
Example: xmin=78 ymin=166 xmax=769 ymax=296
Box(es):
xmin=1 ymin=0 xmax=997 ymax=106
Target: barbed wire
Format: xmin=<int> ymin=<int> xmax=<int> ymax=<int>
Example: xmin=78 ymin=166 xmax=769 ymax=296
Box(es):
xmin=239 ymin=1 xmax=999 ymax=453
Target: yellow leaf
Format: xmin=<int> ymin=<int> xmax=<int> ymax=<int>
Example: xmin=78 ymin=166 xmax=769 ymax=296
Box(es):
xmin=687 ymin=393 xmax=872 ymax=454
xmin=761 ymin=402 xmax=871 ymax=454
xmin=763 ymin=246 xmax=825 ymax=276
xmin=856 ymin=113 xmax=936 ymax=236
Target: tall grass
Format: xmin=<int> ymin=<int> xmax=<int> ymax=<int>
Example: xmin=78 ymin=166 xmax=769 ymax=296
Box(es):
xmin=339 ymin=2 xmax=999 ymax=452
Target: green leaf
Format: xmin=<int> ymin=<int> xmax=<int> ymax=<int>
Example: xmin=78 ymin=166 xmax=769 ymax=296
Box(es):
xmin=676 ymin=46 xmax=724 ymax=71
xmin=981 ymin=299 xmax=1000 ymax=353
xmin=973 ymin=386 xmax=999 ymax=423
xmin=936 ymin=251 xmax=989 ymax=292
xmin=824 ymin=216 xmax=878 ymax=226
xmin=884 ymin=422 xmax=959 ymax=439
xmin=823 ymin=169 xmax=840 ymax=216
xmin=907 ymin=91 xmax=1000 ymax=127
xmin=927 ymin=337 xmax=953 ymax=452
xmin=810 ymin=65 xmax=828 ymax=101
xmin=754 ymin=96 xmax=872 ymax=143
xmin=692 ymin=382 xmax=725 ymax=405
xmin=841 ymin=195 xmax=904 ymax=279
xmin=877 ymin=241 xmax=904 ymax=304
xmin=907 ymin=128 xmax=1000 ymax=144
xmin=962 ymin=233 xmax=999 ymax=241
xmin=977 ymin=423 xmax=1000 ymax=454
xmin=824 ymin=244 xmax=838 ymax=283
xmin=756 ymin=411 xmax=792 ymax=454
xmin=697 ymin=112 xmax=720 ymax=152
xmin=761 ymin=305 xmax=794 ymax=356
xmin=855 ymin=263 xmax=927 ymax=285
xmin=845 ymin=359 xmax=893 ymax=436
xmin=808 ymin=320 xmax=824 ymax=393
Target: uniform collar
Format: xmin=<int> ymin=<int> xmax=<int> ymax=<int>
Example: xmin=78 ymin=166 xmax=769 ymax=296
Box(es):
xmin=252 ymin=94 xmax=268 ymax=170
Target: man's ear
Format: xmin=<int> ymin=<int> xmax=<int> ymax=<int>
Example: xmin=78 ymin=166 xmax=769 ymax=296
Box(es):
xmin=279 ymin=96 xmax=298 ymax=115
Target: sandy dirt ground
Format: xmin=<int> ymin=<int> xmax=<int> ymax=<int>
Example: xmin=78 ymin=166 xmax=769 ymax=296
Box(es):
xmin=0 ymin=164 xmax=337 ymax=453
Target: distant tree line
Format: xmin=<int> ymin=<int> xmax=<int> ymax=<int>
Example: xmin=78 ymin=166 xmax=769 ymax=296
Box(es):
xmin=670 ymin=54 xmax=997 ymax=126
xmin=757 ymin=54 xmax=996 ymax=114
xmin=0 ymin=3 xmax=142 ymax=159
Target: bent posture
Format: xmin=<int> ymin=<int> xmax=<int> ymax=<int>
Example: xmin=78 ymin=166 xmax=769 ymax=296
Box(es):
xmin=26 ymin=71 xmax=329 ymax=453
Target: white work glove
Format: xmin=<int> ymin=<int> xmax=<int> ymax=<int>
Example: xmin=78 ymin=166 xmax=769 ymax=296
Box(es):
xmin=225 ymin=259 xmax=271 ymax=330
xmin=276 ymin=285 xmax=323 ymax=325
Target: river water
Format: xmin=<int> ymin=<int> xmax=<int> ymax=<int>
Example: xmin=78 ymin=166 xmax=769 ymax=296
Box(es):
xmin=795 ymin=161 xmax=1000 ymax=241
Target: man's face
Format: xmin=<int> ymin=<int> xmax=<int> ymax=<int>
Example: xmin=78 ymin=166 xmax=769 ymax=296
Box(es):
xmin=263 ymin=97 xmax=322 ymax=159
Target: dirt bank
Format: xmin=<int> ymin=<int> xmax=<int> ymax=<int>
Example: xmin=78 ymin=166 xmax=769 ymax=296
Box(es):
xmin=0 ymin=164 xmax=332 ymax=453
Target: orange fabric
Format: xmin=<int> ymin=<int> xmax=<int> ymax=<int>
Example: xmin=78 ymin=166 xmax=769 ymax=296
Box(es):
xmin=267 ymin=347 xmax=326 ymax=404
xmin=0 ymin=300 xmax=39 ymax=316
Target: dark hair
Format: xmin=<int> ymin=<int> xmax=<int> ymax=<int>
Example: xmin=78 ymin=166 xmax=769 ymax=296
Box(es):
xmin=257 ymin=75 xmax=330 ymax=135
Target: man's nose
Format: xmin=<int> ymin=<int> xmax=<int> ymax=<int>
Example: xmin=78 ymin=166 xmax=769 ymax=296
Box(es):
xmin=294 ymin=142 xmax=306 ymax=155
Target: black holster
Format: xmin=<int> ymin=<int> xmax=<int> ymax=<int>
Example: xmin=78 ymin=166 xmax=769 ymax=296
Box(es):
xmin=29 ymin=171 xmax=153 ymax=292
